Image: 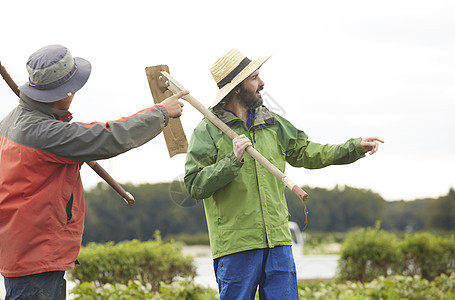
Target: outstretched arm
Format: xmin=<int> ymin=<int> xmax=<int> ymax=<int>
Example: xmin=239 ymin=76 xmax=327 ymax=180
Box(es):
xmin=360 ymin=137 xmax=384 ymax=155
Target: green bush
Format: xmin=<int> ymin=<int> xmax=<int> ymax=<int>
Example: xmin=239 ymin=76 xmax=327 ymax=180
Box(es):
xmin=155 ymin=280 xmax=218 ymax=300
xmin=70 ymin=273 xmax=455 ymax=300
xmin=299 ymin=272 xmax=455 ymax=300
xmin=338 ymin=222 xmax=403 ymax=282
xmin=68 ymin=232 xmax=196 ymax=290
xmin=70 ymin=279 xmax=218 ymax=300
xmin=400 ymin=232 xmax=455 ymax=280
xmin=338 ymin=224 xmax=455 ymax=282
xmin=71 ymin=280 xmax=154 ymax=299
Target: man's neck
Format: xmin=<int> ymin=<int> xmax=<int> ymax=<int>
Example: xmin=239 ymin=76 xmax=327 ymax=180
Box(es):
xmin=47 ymin=94 xmax=74 ymax=110
xmin=222 ymin=99 xmax=249 ymax=123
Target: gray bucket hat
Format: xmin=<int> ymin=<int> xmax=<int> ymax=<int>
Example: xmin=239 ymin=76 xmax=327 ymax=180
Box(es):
xmin=19 ymin=45 xmax=91 ymax=103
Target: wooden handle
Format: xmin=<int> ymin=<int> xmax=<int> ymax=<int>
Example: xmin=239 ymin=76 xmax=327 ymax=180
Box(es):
xmin=0 ymin=62 xmax=20 ymax=97
xmin=160 ymin=71 xmax=309 ymax=204
xmin=86 ymin=161 xmax=135 ymax=205
xmin=0 ymin=61 xmax=135 ymax=206
xmin=283 ymin=177 xmax=309 ymax=202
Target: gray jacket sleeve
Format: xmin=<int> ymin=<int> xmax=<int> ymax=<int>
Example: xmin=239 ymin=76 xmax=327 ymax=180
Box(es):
xmin=36 ymin=105 xmax=169 ymax=161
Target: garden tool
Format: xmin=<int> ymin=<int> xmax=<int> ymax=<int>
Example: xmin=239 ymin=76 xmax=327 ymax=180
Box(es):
xmin=145 ymin=65 xmax=309 ymax=206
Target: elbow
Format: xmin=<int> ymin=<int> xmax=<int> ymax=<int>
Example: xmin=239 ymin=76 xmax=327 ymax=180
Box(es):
xmin=184 ymin=175 xmax=205 ymax=200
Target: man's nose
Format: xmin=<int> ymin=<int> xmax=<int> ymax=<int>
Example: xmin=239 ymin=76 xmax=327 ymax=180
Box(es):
xmin=258 ymin=76 xmax=265 ymax=86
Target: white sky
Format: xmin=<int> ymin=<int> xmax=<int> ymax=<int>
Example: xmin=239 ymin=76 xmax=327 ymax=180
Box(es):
xmin=1 ymin=0 xmax=454 ymax=201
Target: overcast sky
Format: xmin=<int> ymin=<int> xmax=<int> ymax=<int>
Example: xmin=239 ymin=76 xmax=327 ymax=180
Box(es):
xmin=1 ymin=0 xmax=454 ymax=201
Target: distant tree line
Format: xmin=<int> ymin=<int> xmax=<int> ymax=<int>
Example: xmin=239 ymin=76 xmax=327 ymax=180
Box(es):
xmin=286 ymin=186 xmax=455 ymax=233
xmin=82 ymin=182 xmax=455 ymax=245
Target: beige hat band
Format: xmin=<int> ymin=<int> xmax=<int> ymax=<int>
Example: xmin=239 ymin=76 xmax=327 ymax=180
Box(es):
xmin=217 ymin=57 xmax=252 ymax=89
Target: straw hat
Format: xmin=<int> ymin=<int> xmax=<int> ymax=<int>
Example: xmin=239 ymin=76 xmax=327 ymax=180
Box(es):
xmin=210 ymin=49 xmax=271 ymax=107
xmin=19 ymin=45 xmax=91 ymax=103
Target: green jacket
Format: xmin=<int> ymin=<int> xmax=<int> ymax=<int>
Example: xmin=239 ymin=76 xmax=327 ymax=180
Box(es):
xmin=184 ymin=105 xmax=365 ymax=259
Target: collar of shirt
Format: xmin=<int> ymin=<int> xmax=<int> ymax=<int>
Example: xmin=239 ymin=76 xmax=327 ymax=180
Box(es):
xmin=222 ymin=108 xmax=255 ymax=129
xmin=20 ymin=92 xmax=72 ymax=122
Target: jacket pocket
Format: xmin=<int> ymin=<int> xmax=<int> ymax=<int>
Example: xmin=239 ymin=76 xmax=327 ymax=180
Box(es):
xmin=66 ymin=194 xmax=73 ymax=222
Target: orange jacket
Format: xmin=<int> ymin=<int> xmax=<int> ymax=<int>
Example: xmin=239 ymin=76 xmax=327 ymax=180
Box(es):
xmin=0 ymin=94 xmax=168 ymax=277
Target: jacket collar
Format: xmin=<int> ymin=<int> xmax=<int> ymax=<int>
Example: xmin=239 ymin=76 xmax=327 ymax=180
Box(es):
xmin=19 ymin=92 xmax=73 ymax=122
xmin=212 ymin=105 xmax=275 ymax=129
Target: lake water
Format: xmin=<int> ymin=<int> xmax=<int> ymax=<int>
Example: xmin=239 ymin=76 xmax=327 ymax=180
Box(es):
xmin=0 ymin=246 xmax=339 ymax=299
xmin=185 ymin=246 xmax=340 ymax=289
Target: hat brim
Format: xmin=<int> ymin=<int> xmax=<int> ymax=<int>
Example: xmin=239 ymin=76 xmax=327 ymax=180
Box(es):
xmin=210 ymin=55 xmax=271 ymax=108
xmin=19 ymin=57 xmax=92 ymax=103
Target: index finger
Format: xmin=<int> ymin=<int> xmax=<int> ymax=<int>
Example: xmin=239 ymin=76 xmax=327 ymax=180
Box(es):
xmin=371 ymin=137 xmax=384 ymax=143
xmin=175 ymin=90 xmax=190 ymax=98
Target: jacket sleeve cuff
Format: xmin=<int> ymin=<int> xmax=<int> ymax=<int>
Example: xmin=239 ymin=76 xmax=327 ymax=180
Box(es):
xmin=354 ymin=137 xmax=366 ymax=158
xmin=227 ymin=152 xmax=244 ymax=168
xmin=156 ymin=104 xmax=169 ymax=127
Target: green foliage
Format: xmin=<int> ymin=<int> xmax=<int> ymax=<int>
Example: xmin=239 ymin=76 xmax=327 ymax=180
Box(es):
xmin=338 ymin=222 xmax=403 ymax=282
xmin=298 ymin=272 xmax=455 ymax=300
xmin=81 ymin=182 xmax=454 ymax=245
xmin=82 ymin=182 xmax=207 ymax=245
xmin=71 ymin=280 xmax=154 ymax=299
xmin=155 ymin=280 xmax=218 ymax=300
xmin=426 ymin=188 xmax=455 ymax=230
xmin=286 ymin=186 xmax=387 ymax=232
xmin=339 ymin=224 xmax=455 ymax=282
xmin=70 ymin=273 xmax=455 ymax=300
xmin=400 ymin=232 xmax=455 ymax=280
xmin=70 ymin=279 xmax=218 ymax=300
xmin=164 ymin=233 xmax=210 ymax=246
xmin=382 ymin=198 xmax=429 ymax=231
xmin=68 ymin=232 xmax=196 ymax=290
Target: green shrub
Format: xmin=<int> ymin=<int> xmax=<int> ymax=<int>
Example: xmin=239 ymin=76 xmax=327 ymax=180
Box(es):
xmin=338 ymin=222 xmax=403 ymax=282
xmin=71 ymin=280 xmax=154 ymax=299
xmin=68 ymin=231 xmax=196 ymax=290
xmin=156 ymin=280 xmax=218 ymax=300
xmin=70 ymin=279 xmax=293 ymax=300
xmin=70 ymin=273 xmax=455 ymax=300
xmin=298 ymin=272 xmax=455 ymax=300
xmin=338 ymin=224 xmax=455 ymax=282
xmin=400 ymin=232 xmax=455 ymax=280
xmin=70 ymin=279 xmax=218 ymax=300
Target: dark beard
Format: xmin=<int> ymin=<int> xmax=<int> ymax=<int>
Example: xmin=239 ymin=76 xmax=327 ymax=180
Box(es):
xmin=238 ymin=86 xmax=263 ymax=109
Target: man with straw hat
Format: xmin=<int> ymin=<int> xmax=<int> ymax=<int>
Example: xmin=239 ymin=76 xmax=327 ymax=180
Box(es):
xmin=0 ymin=44 xmax=187 ymax=299
xmin=184 ymin=49 xmax=383 ymax=299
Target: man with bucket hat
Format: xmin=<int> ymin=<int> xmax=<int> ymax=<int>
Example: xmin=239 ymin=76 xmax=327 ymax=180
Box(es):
xmin=0 ymin=44 xmax=186 ymax=299
xmin=184 ymin=49 xmax=383 ymax=299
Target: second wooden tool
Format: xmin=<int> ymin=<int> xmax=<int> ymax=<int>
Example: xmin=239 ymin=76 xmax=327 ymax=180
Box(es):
xmin=160 ymin=70 xmax=309 ymax=204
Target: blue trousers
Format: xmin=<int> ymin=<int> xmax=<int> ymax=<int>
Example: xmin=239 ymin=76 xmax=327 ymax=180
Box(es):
xmin=213 ymin=246 xmax=298 ymax=300
xmin=4 ymin=271 xmax=65 ymax=300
